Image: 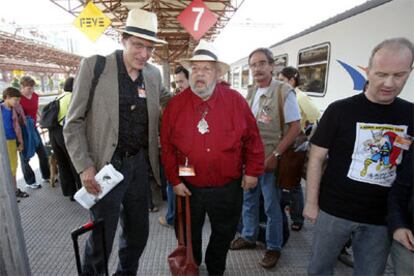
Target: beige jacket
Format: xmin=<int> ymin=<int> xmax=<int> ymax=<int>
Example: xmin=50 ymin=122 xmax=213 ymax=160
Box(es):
xmin=63 ymin=52 xmax=171 ymax=184
xmin=245 ymin=79 xmax=292 ymax=157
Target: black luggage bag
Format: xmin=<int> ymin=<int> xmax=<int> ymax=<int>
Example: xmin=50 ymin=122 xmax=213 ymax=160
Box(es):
xmin=71 ymin=219 xmax=109 ymax=276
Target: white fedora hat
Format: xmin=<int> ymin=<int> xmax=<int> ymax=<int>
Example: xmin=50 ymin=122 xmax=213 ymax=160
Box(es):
xmin=117 ymin=8 xmax=167 ymax=44
xmin=180 ymin=40 xmax=230 ymax=76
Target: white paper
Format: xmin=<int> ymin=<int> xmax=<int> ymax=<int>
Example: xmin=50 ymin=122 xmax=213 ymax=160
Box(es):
xmin=74 ymin=164 xmax=124 ymax=209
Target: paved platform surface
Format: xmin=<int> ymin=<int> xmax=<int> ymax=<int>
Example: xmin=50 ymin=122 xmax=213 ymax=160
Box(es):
xmin=15 ymin=158 xmax=394 ymax=275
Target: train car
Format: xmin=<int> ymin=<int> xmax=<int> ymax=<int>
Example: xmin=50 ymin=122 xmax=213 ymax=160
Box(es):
xmin=230 ymin=0 xmax=414 ymax=111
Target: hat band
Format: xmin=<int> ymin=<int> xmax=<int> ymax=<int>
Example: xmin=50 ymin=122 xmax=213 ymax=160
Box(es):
xmin=194 ymin=49 xmax=217 ymax=61
xmin=125 ymin=26 xmax=156 ymax=38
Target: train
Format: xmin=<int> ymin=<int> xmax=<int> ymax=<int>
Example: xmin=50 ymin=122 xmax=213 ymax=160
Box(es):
xmin=229 ymin=0 xmax=414 ymax=111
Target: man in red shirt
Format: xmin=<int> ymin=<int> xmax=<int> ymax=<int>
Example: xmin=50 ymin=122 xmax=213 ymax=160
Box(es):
xmin=19 ymin=76 xmax=50 ymax=188
xmin=161 ymin=40 xmax=264 ymax=275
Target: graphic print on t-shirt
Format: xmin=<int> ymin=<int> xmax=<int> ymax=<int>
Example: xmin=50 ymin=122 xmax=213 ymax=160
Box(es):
xmin=347 ymin=122 xmax=407 ymax=187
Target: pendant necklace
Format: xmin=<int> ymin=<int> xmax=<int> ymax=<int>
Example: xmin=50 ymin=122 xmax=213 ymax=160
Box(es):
xmin=197 ymin=110 xmax=209 ymax=134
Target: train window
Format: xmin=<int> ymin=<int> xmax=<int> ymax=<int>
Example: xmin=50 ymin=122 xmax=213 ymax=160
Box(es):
xmin=232 ymin=67 xmax=240 ymax=89
xmin=297 ymin=43 xmax=330 ymax=96
xmin=274 ymin=54 xmax=288 ymax=75
xmin=228 ymin=72 xmax=233 ymax=86
xmin=241 ymin=65 xmax=250 ymax=88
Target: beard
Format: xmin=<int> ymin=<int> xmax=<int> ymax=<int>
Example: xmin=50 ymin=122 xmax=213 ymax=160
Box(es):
xmin=190 ymin=79 xmax=216 ymax=100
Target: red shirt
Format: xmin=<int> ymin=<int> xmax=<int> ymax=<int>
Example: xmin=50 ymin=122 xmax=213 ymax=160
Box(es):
xmin=20 ymin=92 xmax=39 ymax=125
xmin=161 ymin=83 xmax=264 ymax=187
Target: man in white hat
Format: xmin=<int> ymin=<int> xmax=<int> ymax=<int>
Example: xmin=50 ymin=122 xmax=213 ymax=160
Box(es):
xmin=64 ymin=8 xmax=171 ymax=275
xmin=161 ymin=39 xmax=264 ymax=275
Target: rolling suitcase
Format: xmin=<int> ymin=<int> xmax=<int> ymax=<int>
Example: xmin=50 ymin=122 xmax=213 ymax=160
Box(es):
xmin=71 ymin=219 xmax=109 ymax=276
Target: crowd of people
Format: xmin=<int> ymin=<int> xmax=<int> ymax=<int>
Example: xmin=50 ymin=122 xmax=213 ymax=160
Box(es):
xmin=1 ymin=7 xmax=413 ymax=276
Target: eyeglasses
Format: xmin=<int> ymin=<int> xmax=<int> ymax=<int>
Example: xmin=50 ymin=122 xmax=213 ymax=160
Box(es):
xmin=131 ymin=41 xmax=155 ymax=53
xmin=249 ymin=60 xmax=268 ymax=69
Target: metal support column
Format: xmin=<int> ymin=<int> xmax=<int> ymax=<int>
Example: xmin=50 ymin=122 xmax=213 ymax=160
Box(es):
xmin=162 ymin=62 xmax=171 ymax=91
xmin=0 ymin=111 xmax=31 ymax=276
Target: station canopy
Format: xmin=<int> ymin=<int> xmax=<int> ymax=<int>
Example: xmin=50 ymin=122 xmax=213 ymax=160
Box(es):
xmin=0 ymin=31 xmax=82 ymax=74
xmin=50 ymin=0 xmax=243 ymax=68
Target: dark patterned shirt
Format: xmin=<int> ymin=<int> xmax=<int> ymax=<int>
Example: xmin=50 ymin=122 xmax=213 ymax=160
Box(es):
xmin=116 ymin=50 xmax=148 ymax=153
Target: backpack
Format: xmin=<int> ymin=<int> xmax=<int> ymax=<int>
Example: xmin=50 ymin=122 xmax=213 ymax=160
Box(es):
xmin=39 ymin=95 xmax=64 ymax=129
xmin=38 ymin=55 xmax=106 ymax=129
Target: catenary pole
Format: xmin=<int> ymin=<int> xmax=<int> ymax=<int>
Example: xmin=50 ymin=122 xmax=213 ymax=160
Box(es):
xmin=0 ymin=110 xmax=31 ymax=275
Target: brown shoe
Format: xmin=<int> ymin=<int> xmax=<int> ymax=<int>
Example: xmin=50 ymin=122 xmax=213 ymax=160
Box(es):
xmin=230 ymin=237 xmax=256 ymax=250
xmin=259 ymin=250 xmax=281 ymax=268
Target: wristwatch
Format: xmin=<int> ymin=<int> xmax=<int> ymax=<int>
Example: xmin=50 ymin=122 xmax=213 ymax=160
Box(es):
xmin=273 ymin=151 xmax=282 ymax=159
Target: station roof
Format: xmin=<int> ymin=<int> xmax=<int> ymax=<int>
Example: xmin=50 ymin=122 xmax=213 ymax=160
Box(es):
xmin=50 ymin=0 xmax=243 ymax=68
xmin=0 ymin=31 xmax=82 ymax=74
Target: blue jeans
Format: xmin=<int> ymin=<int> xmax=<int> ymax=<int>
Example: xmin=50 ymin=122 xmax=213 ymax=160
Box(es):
xmin=308 ymin=210 xmax=391 ymax=276
xmin=241 ymin=172 xmax=283 ymax=251
xmin=391 ymin=240 xmax=414 ymax=275
xmin=20 ymin=129 xmax=50 ymax=184
xmin=165 ymin=182 xmax=175 ymax=225
xmin=289 ymin=185 xmax=304 ymax=225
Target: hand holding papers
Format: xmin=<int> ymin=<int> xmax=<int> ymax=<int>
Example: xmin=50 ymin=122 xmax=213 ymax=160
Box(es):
xmin=74 ymin=164 xmax=124 ymax=209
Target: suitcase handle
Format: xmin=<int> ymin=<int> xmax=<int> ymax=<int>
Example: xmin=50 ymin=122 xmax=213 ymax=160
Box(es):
xmin=71 ymin=219 xmax=103 ymax=238
xmin=71 ymin=219 xmax=108 ymax=276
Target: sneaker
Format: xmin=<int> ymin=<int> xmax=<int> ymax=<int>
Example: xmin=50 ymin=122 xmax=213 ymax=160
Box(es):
xmin=16 ymin=189 xmax=29 ymax=198
xmin=158 ymin=216 xmax=173 ymax=228
xmin=42 ymin=179 xmax=50 ymax=185
xmin=26 ymin=183 xmax=41 ymax=189
xmin=259 ymin=250 xmax=281 ymax=268
xmin=230 ymin=237 xmax=256 ymax=250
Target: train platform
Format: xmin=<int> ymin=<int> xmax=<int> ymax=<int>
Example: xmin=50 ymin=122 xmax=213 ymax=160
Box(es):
xmin=15 ymin=159 xmax=394 ymax=275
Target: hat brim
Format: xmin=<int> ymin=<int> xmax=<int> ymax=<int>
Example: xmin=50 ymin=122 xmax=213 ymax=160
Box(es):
xmin=180 ymin=55 xmax=230 ymax=77
xmin=117 ymin=29 xmax=167 ymax=44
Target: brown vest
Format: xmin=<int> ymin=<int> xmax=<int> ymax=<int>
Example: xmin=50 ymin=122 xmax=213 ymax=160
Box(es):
xmin=246 ymin=79 xmax=292 ymax=156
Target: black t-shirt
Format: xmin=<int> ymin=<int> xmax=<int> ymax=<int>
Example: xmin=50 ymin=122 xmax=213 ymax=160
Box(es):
xmin=311 ymin=93 xmax=413 ymax=225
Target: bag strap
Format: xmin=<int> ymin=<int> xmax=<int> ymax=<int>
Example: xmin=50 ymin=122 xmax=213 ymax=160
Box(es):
xmin=277 ymin=85 xmax=286 ymax=137
xmin=175 ymin=195 xmax=196 ymax=262
xmin=82 ymin=55 xmax=106 ymax=119
xmin=184 ymin=195 xmax=196 ymax=263
xmin=176 ymin=195 xmax=185 ymax=246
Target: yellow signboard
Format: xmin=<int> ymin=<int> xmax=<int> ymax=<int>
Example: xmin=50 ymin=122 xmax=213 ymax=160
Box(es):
xmin=12 ymin=70 xmax=24 ymax=76
xmin=73 ymin=2 xmax=112 ymax=42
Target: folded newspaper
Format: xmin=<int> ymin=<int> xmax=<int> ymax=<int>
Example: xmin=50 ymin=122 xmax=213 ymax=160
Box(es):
xmin=74 ymin=164 xmax=124 ymax=209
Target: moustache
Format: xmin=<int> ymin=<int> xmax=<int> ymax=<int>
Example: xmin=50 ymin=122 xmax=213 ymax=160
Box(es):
xmin=194 ymin=79 xmax=207 ymax=85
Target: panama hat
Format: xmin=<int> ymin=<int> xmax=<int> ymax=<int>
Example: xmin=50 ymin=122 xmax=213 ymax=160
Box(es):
xmin=180 ymin=40 xmax=230 ymax=76
xmin=117 ymin=8 xmax=167 ymax=44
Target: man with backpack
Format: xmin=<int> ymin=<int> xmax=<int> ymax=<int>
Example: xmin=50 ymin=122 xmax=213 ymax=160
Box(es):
xmin=63 ymin=9 xmax=171 ymax=275
xmin=44 ymin=77 xmax=81 ymax=200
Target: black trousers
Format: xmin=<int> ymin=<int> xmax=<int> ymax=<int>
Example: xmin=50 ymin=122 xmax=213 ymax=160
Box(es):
xmin=49 ymin=126 xmax=81 ymax=197
xmin=82 ymin=150 xmax=149 ymax=275
xmin=185 ymin=179 xmax=243 ymax=276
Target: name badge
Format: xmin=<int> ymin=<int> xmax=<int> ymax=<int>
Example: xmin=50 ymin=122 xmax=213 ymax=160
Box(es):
xmin=258 ymin=107 xmax=272 ymax=124
xmin=393 ymin=135 xmax=413 ymax=150
xmin=178 ymin=157 xmax=195 ymax=176
xmin=137 ymin=88 xmax=146 ymax=98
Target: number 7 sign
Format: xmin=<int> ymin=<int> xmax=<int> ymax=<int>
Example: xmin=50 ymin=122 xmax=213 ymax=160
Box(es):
xmin=177 ymin=0 xmax=218 ymax=41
